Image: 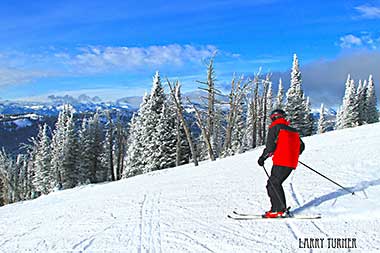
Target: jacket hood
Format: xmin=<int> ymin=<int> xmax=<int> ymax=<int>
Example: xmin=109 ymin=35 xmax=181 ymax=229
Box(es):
xmin=269 ymin=118 xmax=290 ymax=128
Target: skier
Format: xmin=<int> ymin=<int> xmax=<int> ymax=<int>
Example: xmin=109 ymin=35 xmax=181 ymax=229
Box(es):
xmin=257 ymin=109 xmax=305 ymax=218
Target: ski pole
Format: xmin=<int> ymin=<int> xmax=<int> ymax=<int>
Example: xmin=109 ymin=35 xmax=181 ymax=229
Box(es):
xmin=262 ymin=165 xmax=290 ymax=214
xmin=298 ymin=161 xmax=355 ymax=195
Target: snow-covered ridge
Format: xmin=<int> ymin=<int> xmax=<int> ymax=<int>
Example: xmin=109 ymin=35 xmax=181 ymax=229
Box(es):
xmin=1 ymin=123 xmax=380 ymax=252
xmin=0 ymin=96 xmax=140 ymax=116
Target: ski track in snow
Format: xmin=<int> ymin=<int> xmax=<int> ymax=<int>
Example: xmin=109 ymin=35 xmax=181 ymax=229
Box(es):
xmin=139 ymin=192 xmax=162 ymax=253
xmin=288 ymin=173 xmax=330 ymax=238
xmin=1 ymin=123 xmax=380 ymax=252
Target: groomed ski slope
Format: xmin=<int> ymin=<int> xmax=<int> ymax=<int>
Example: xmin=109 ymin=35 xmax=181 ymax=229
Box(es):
xmin=1 ymin=123 xmax=380 ymax=252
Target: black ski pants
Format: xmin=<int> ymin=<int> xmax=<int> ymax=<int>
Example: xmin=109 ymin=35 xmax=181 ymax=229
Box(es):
xmin=266 ymin=165 xmax=293 ymax=212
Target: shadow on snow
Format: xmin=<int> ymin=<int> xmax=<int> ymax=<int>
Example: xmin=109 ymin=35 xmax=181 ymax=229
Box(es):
xmin=292 ymin=178 xmax=380 ymax=214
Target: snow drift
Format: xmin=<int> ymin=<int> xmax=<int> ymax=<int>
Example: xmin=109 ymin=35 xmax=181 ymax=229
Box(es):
xmin=1 ymin=123 xmax=380 ymax=252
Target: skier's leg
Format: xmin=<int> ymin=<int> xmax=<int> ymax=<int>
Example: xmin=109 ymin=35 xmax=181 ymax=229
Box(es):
xmin=266 ymin=166 xmax=282 ymax=211
xmin=274 ymin=166 xmax=293 ymax=211
xmin=266 ymin=177 xmax=276 ymax=211
xmin=267 ymin=166 xmax=292 ymax=211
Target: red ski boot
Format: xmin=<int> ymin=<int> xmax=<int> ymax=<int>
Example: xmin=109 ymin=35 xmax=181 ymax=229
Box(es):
xmin=263 ymin=210 xmax=286 ymax=218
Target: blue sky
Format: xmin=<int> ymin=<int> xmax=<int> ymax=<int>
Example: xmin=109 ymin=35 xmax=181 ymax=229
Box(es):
xmin=0 ymin=0 xmax=379 ymax=106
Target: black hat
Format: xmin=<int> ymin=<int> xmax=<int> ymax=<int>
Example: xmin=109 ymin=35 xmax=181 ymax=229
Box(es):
xmin=270 ymin=109 xmax=286 ymax=121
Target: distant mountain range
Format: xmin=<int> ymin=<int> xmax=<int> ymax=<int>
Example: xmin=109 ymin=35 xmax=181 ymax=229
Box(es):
xmin=0 ymin=92 xmax=338 ymax=117
xmin=0 ymin=95 xmax=139 ymax=116
xmin=0 ymin=92 xmax=337 ymax=154
xmin=0 ymin=91 xmax=218 ymax=116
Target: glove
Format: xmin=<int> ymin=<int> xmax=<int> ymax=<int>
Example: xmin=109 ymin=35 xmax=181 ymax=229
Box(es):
xmin=257 ymin=156 xmax=265 ymax=166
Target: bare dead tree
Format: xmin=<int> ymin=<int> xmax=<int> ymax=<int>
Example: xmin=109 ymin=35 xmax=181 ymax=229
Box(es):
xmin=251 ymin=75 xmax=259 ymax=149
xmin=167 ymin=79 xmax=199 ymax=166
xmin=222 ymin=74 xmax=252 ymax=154
xmin=197 ymin=58 xmax=216 ymax=138
xmin=261 ymin=74 xmax=271 ymax=143
xmin=187 ymin=97 xmax=215 ymax=161
xmin=196 ymin=57 xmax=225 ymax=158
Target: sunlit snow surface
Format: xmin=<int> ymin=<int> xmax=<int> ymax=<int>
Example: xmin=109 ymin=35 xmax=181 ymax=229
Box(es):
xmin=1 ymin=123 xmax=380 ymax=252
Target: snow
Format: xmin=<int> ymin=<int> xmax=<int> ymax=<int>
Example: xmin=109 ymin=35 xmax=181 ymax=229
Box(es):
xmin=10 ymin=113 xmax=39 ymax=120
xmin=28 ymin=105 xmax=45 ymax=110
xmin=8 ymin=118 xmax=33 ymax=128
xmin=184 ymin=108 xmax=195 ymax=113
xmin=1 ymin=123 xmax=380 ymax=252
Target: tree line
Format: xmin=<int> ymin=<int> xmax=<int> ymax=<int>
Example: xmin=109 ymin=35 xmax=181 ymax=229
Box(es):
xmin=0 ymin=54 xmax=378 ymax=206
xmin=0 ymin=108 xmax=127 ymax=205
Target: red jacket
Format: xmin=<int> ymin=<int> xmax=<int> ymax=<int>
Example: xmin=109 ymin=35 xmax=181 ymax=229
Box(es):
xmin=261 ymin=118 xmax=304 ymax=169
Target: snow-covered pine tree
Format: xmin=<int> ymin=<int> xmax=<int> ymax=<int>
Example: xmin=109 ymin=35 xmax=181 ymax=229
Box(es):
xmin=123 ymin=114 xmax=140 ymax=177
xmin=366 ymin=75 xmax=379 ymax=124
xmin=0 ymin=163 xmax=5 ymax=205
xmin=33 ymin=124 xmax=53 ymax=195
xmin=230 ymin=98 xmax=245 ymax=154
xmin=50 ymin=105 xmax=70 ymax=189
xmin=87 ymin=111 xmax=106 ymax=183
xmin=14 ymin=154 xmax=29 ymax=201
xmin=340 ymin=78 xmax=360 ymax=129
xmin=78 ymin=118 xmax=92 ymax=184
xmin=335 ymin=107 xmax=343 ymax=130
xmin=142 ymin=71 xmax=166 ymax=172
xmin=274 ymin=78 xmax=284 ymax=109
xmin=50 ymin=105 xmax=80 ymax=189
xmin=335 ymin=74 xmax=351 ymax=129
xmin=285 ymin=54 xmax=307 ymax=135
xmin=10 ymin=156 xmax=20 ymax=202
xmin=0 ymin=149 xmax=13 ymax=205
xmin=24 ymin=139 xmax=39 ymax=199
xmin=0 ymin=149 xmax=26 ymax=204
xmin=59 ymin=109 xmax=79 ymax=189
xmin=317 ymin=103 xmax=327 ymax=134
xmin=172 ymin=85 xmax=191 ymax=166
xmin=196 ymin=132 xmax=210 ymax=160
xmin=303 ymin=96 xmax=314 ymax=136
xmin=114 ymin=113 xmax=127 ymax=180
xmin=101 ymin=110 xmax=115 ymax=181
xmin=357 ymin=80 xmax=368 ymax=125
xmin=154 ymin=103 xmax=177 ymax=170
xmin=124 ymin=93 xmax=150 ymax=177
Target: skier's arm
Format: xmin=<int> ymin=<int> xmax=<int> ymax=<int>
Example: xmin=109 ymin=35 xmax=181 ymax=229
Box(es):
xmin=299 ymin=138 xmax=305 ymax=154
xmin=260 ymin=126 xmax=278 ymax=160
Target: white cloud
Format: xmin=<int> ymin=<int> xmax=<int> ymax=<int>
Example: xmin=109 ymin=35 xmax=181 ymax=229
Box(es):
xmin=59 ymin=44 xmax=218 ymax=74
xmin=301 ymin=51 xmax=380 ymax=107
xmin=339 ymin=34 xmax=362 ymax=48
xmin=0 ymin=68 xmax=51 ymax=87
xmin=0 ymin=44 xmax=220 ymax=86
xmin=355 ymin=5 xmax=380 ymax=19
xmin=339 ymin=33 xmax=380 ymax=49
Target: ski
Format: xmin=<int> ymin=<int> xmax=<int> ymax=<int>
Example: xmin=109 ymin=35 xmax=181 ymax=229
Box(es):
xmin=228 ymin=212 xmax=321 ymax=220
xmin=233 ymin=210 xmax=261 ymax=216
